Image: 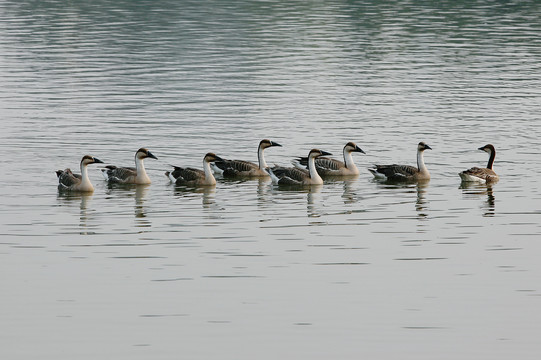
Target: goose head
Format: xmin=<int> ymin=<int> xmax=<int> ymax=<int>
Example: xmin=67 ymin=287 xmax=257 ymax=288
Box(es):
xmin=136 ymin=148 xmax=158 ymax=160
xmin=260 ymin=139 xmax=282 ymax=149
xmin=345 ymin=142 xmax=365 ymax=154
xmin=417 ymin=142 xmax=432 ymax=152
xmin=308 ymin=149 xmax=332 ymax=159
xmin=478 ymin=144 xmax=495 ymax=154
xmin=204 ymin=153 xmax=224 ymax=163
xmin=81 ymin=155 xmax=103 ymax=166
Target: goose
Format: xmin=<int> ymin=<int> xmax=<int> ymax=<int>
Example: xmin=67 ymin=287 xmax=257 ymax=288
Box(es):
xmin=459 ymin=144 xmax=499 ymax=183
xmin=101 ymin=148 xmax=157 ymax=184
xmin=267 ymin=149 xmax=332 ymax=185
xmin=166 ymin=153 xmax=224 ymax=186
xmin=368 ymin=142 xmax=432 ymax=181
xmin=56 ymin=155 xmax=103 ymax=192
xmin=292 ymin=141 xmax=365 ymax=176
xmin=210 ymin=139 xmax=282 ymax=177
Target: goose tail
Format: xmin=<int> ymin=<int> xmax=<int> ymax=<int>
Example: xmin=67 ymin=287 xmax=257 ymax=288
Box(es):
xmin=367 ymin=167 xmax=386 ymax=179
xmin=291 ymin=158 xmax=307 ymax=170
xmin=100 ymin=168 xmax=110 ymax=181
xmin=265 ymin=167 xmax=280 ymax=184
xmin=210 ymin=162 xmax=224 ymax=175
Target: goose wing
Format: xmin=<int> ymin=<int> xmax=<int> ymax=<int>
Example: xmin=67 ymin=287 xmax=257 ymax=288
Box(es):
xmin=216 ymin=159 xmax=258 ymax=177
xmin=316 ymin=157 xmax=346 ymax=175
xmin=214 ymin=159 xmax=257 ymax=172
xmin=57 ymin=168 xmax=81 ymax=188
xmin=374 ymin=164 xmax=418 ymax=180
xmin=460 ymin=167 xmax=498 ymax=181
xmin=102 ymin=165 xmax=137 ymax=183
xmin=271 ymin=166 xmax=309 ymax=185
xmin=293 ymin=156 xmax=344 ymax=173
xmin=171 ymin=166 xmax=205 ymax=182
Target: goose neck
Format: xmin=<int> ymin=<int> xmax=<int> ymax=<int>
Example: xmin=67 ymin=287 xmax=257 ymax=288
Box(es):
xmin=135 ymin=156 xmax=146 ymax=175
xmin=80 ymin=161 xmax=93 ymax=189
xmin=308 ymin=156 xmax=323 ymax=184
xmin=343 ymin=149 xmax=357 ymax=171
xmin=487 ymin=149 xmax=496 ymax=169
xmin=203 ymin=159 xmax=216 ymax=184
xmin=417 ymin=150 xmax=428 ymax=173
xmin=258 ymin=146 xmax=267 ymax=169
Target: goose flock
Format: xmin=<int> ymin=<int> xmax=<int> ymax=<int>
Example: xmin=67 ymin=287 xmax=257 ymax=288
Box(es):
xmin=56 ymin=141 xmax=499 ymax=192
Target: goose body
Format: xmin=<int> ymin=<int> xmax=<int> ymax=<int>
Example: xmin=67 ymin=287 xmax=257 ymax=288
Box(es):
xmin=267 ymin=149 xmax=332 ymax=185
xmin=368 ymin=142 xmax=432 ymax=181
xmin=459 ymin=144 xmax=499 ymax=183
xmin=56 ymin=155 xmax=103 ymax=192
xmin=211 ymin=139 xmax=282 ymax=177
xmin=101 ymin=148 xmax=157 ymax=184
xmin=166 ymin=153 xmax=223 ymax=186
xmin=292 ymin=142 xmax=365 ymax=176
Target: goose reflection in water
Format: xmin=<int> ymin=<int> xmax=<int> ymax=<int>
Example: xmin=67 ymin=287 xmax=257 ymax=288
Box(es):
xmin=372 ymin=179 xmax=431 ymax=221
xmin=460 ymin=182 xmax=496 ymax=217
xmin=134 ymin=184 xmax=150 ymax=227
xmin=415 ymin=180 xmax=430 ymax=219
xmin=263 ymin=181 xmax=323 ymax=218
xmin=256 ymin=177 xmax=273 ymax=207
xmin=173 ymin=184 xmax=216 ymax=209
xmin=57 ymin=192 xmax=94 ymax=235
xmin=341 ymin=179 xmax=360 ymax=204
xmin=306 ymin=184 xmax=323 ymax=218
xmin=105 ymin=183 xmax=152 ymax=226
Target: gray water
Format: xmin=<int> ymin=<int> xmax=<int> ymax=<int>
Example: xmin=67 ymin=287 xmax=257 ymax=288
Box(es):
xmin=1 ymin=1 xmax=541 ymax=359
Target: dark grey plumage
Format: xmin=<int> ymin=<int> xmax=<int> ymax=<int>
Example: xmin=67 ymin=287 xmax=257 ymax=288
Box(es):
xmin=268 ymin=149 xmax=332 ymax=185
xmin=56 ymin=155 xmax=103 ymax=192
xmin=166 ymin=153 xmax=223 ymax=186
xmin=293 ymin=142 xmax=365 ymax=176
xmin=368 ymin=142 xmax=432 ymax=182
xmin=211 ymin=139 xmax=282 ymax=177
xmin=459 ymin=144 xmax=499 ymax=183
xmin=101 ymin=148 xmax=157 ymax=184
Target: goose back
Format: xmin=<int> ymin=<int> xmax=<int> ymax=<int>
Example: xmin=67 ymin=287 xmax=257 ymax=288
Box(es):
xmin=368 ymin=142 xmax=431 ymax=181
xmin=101 ymin=148 xmax=157 ymax=184
xmin=459 ymin=144 xmax=499 ymax=183
xmin=102 ymin=165 xmax=137 ymax=184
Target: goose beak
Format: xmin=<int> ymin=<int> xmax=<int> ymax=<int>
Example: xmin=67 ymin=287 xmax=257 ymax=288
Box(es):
xmin=477 ymin=146 xmax=486 ymax=151
xmin=424 ymin=145 xmax=432 ymax=150
xmin=271 ymin=141 xmax=282 ymax=147
xmin=321 ymin=151 xmax=332 ymax=156
xmin=355 ymin=146 xmax=366 ymax=154
xmin=94 ymin=158 xmax=104 ymax=164
xmin=147 ymin=151 xmax=158 ymax=160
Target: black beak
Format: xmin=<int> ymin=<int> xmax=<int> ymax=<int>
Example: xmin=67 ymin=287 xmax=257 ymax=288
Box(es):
xmin=94 ymin=157 xmax=104 ymax=164
xmin=424 ymin=145 xmax=432 ymax=150
xmin=477 ymin=146 xmax=485 ymax=151
xmin=147 ymin=151 xmax=158 ymax=160
xmin=320 ymin=151 xmax=332 ymax=156
xmin=355 ymin=146 xmax=366 ymax=154
xmin=271 ymin=141 xmax=282 ymax=147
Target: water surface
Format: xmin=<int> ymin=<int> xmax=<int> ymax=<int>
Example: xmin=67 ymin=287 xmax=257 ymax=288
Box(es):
xmin=1 ymin=1 xmax=541 ymax=359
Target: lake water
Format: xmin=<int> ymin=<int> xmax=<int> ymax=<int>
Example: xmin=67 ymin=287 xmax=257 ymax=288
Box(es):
xmin=1 ymin=1 xmax=541 ymax=359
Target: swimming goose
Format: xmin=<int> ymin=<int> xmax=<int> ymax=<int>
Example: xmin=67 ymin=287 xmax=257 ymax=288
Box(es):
xmin=56 ymin=155 xmax=103 ymax=192
xmin=166 ymin=153 xmax=224 ymax=186
xmin=210 ymin=139 xmax=282 ymax=177
xmin=101 ymin=148 xmax=158 ymax=184
xmin=459 ymin=144 xmax=499 ymax=183
xmin=368 ymin=142 xmax=432 ymax=181
xmin=267 ymin=149 xmax=332 ymax=185
xmin=292 ymin=142 xmax=365 ymax=176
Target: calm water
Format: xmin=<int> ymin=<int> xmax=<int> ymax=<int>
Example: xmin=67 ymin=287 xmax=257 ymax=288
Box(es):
xmin=1 ymin=1 xmax=541 ymax=359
